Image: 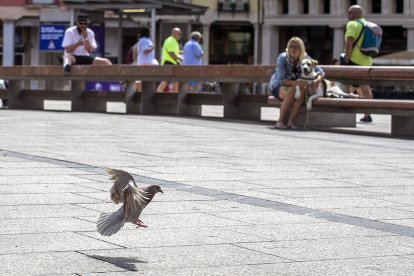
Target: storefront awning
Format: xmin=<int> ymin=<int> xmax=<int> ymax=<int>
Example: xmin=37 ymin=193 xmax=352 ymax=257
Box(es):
xmin=61 ymin=0 xmax=208 ymax=16
xmin=60 ymin=0 xmax=208 ymax=64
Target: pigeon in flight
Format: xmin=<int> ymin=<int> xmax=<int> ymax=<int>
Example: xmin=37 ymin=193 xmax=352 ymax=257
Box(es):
xmin=97 ymin=168 xmax=163 ymax=236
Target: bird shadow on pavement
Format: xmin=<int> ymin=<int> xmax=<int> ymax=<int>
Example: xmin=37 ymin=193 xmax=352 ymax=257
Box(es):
xmin=88 ymin=255 xmax=148 ymax=272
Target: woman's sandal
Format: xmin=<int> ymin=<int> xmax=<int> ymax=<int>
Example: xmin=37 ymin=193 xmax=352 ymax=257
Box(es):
xmin=274 ymin=123 xmax=287 ymax=130
xmin=287 ymin=124 xmax=300 ymax=130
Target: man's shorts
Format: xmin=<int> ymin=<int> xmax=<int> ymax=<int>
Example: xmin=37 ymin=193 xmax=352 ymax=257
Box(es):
xmin=73 ymin=55 xmax=95 ymax=65
xmin=163 ymin=60 xmax=178 ymax=66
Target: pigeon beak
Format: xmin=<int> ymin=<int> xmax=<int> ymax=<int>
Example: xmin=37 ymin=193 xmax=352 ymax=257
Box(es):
xmin=160 ymin=189 xmax=164 ymax=193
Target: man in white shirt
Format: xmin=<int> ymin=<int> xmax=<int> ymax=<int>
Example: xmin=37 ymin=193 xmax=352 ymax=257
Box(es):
xmin=61 ymin=14 xmax=111 ymax=72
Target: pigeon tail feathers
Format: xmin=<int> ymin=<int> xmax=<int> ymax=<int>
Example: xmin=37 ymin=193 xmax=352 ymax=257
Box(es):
xmin=97 ymin=207 xmax=125 ymax=236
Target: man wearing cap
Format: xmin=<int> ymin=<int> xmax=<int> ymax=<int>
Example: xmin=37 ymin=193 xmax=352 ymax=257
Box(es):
xmin=183 ymin=31 xmax=204 ymax=92
xmin=61 ymin=14 xmax=112 ymax=72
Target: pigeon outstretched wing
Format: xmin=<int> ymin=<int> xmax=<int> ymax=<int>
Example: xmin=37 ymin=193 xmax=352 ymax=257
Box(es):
xmin=106 ymin=168 xmax=137 ymax=204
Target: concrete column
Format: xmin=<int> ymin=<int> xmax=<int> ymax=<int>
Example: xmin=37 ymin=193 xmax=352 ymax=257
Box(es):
xmin=358 ymin=0 xmax=371 ymax=14
xmin=151 ymin=8 xmax=156 ymax=46
xmin=2 ymin=20 xmax=15 ymax=66
xmin=117 ymin=11 xmax=123 ymax=64
xmin=404 ymin=0 xmax=414 ymax=14
xmin=309 ymin=0 xmax=322 ymax=15
xmin=30 ymin=26 xmax=40 ymax=90
xmin=406 ymin=27 xmax=414 ymax=50
xmin=202 ymin=24 xmax=210 ymax=65
xmin=289 ymin=0 xmax=302 ymax=15
xmin=381 ymin=0 xmax=392 ymax=14
xmin=330 ymin=0 xmax=346 ymax=15
xmin=332 ymin=25 xmax=345 ymax=60
xmin=263 ymin=0 xmax=279 ymax=15
xmin=261 ymin=25 xmax=278 ymax=65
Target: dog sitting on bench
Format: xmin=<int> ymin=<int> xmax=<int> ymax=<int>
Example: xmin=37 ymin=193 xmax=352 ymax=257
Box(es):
xmin=324 ymin=80 xmax=360 ymax=99
xmin=294 ymin=58 xmax=324 ymax=111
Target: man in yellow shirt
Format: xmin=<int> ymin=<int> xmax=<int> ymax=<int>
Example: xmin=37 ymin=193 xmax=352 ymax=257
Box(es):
xmin=344 ymin=5 xmax=373 ymax=122
xmin=157 ymin=28 xmax=182 ymax=92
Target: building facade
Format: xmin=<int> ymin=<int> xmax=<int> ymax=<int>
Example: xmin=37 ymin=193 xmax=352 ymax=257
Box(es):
xmin=1 ymin=0 xmax=414 ymax=68
xmin=261 ymin=0 xmax=414 ymax=65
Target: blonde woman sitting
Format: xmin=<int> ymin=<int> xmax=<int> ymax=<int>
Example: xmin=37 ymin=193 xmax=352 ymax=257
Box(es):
xmin=269 ymin=37 xmax=325 ymax=130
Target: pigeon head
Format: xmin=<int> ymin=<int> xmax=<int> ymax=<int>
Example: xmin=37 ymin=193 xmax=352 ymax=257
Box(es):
xmin=142 ymin=184 xmax=163 ymax=198
xmin=147 ymin=185 xmax=163 ymax=195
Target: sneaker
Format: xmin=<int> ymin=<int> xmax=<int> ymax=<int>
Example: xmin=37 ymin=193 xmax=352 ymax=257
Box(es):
xmin=64 ymin=64 xmax=71 ymax=72
xmin=360 ymin=115 xmax=372 ymax=123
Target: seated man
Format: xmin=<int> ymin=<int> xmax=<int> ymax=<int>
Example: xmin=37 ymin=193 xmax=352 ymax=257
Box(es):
xmin=61 ymin=14 xmax=111 ymax=72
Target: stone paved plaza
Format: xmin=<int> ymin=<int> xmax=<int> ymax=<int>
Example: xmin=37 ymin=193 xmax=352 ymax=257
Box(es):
xmin=0 ymin=109 xmax=413 ymax=275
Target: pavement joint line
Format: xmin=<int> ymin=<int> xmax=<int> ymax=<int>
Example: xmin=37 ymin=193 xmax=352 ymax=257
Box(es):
xmin=124 ymin=116 xmax=414 ymax=151
xmin=2 ymin=148 xmax=414 ymax=239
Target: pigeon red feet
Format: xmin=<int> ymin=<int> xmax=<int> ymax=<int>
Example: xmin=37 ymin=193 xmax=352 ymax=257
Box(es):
xmin=135 ymin=219 xmax=148 ymax=228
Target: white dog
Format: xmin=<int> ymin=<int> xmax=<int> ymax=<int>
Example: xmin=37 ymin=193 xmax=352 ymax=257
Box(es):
xmin=294 ymin=58 xmax=324 ymax=111
xmin=325 ymin=80 xmax=360 ymax=99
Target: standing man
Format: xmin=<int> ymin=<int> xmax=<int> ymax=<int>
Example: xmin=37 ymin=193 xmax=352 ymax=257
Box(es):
xmin=344 ymin=5 xmax=373 ymax=123
xmin=183 ymin=31 xmax=204 ymax=93
xmin=156 ymin=28 xmax=182 ymax=92
xmin=61 ymin=14 xmax=112 ymax=72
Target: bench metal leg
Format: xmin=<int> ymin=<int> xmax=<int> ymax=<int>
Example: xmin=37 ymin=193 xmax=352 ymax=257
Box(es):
xmin=8 ymin=81 xmax=44 ymax=110
xmin=125 ymin=81 xmax=139 ymax=114
xmin=238 ymin=103 xmax=262 ymax=120
xmin=223 ymin=83 xmax=239 ymax=119
xmin=177 ymin=85 xmax=188 ymax=116
xmin=71 ymin=81 xmax=86 ymax=112
xmin=72 ymin=81 xmax=107 ymax=113
xmin=295 ymin=110 xmax=356 ymax=128
xmin=391 ymin=116 xmax=414 ymax=138
xmin=140 ymin=81 xmax=156 ymax=114
xmin=8 ymin=80 xmax=22 ymax=109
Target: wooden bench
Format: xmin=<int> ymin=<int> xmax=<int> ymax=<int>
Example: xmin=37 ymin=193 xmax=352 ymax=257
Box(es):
xmin=0 ymin=65 xmax=413 ymax=137
xmin=267 ymin=96 xmax=414 ymax=137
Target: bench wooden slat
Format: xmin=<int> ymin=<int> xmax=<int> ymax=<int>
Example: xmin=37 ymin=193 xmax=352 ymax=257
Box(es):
xmin=268 ymin=96 xmax=414 ymax=110
xmin=313 ymin=98 xmax=414 ymax=110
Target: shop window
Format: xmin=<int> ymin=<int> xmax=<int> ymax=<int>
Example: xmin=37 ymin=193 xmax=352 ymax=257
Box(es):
xmin=282 ymin=0 xmax=288 ymax=14
xmin=218 ymin=0 xmax=249 ymax=12
xmin=323 ymin=0 xmax=330 ymax=14
xmin=396 ymin=0 xmax=404 ymax=13
xmin=372 ymin=0 xmax=381 ymax=13
xmin=210 ymin=24 xmax=254 ymax=64
xmin=303 ymin=0 xmax=309 ymax=14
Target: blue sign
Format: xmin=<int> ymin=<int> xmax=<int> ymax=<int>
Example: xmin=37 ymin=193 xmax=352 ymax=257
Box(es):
xmin=39 ymin=24 xmax=65 ymax=51
xmin=85 ymin=24 xmax=119 ymax=92
xmin=85 ymin=81 xmax=123 ymax=92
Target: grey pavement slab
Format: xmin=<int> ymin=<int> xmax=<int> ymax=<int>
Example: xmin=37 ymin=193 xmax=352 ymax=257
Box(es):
xmin=0 ymin=109 xmax=413 ymax=275
xmin=237 ymin=235 xmax=414 ymax=261
xmin=0 ymin=251 xmax=122 ymax=275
